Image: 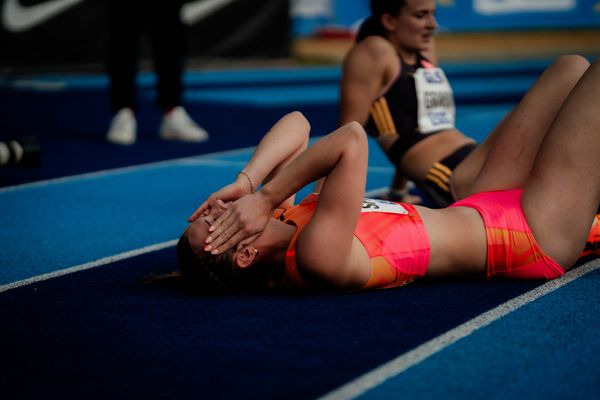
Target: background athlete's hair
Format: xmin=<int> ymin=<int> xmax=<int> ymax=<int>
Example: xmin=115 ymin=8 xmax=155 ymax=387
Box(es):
xmin=356 ymin=0 xmax=407 ymax=42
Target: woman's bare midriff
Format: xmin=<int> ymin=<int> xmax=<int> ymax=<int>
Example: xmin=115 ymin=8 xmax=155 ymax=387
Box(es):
xmin=417 ymin=204 xmax=488 ymax=278
xmin=400 ymin=129 xmax=476 ymax=180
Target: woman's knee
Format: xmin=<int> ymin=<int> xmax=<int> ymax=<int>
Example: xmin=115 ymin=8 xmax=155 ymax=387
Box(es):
xmin=552 ymin=54 xmax=590 ymax=76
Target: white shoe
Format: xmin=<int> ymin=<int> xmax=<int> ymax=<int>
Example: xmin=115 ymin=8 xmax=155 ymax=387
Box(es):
xmin=107 ymin=108 xmax=137 ymax=145
xmin=159 ymin=106 xmax=209 ymax=142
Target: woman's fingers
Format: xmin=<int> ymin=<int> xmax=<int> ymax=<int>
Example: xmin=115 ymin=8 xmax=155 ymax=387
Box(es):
xmin=210 ymin=229 xmax=247 ymax=254
xmin=212 ymin=229 xmax=262 ymax=255
xmin=202 ymin=193 xmax=270 ymax=254
xmin=207 ymin=207 xmax=234 ymax=237
xmin=206 ymin=213 xmax=245 ymax=250
xmin=188 ymin=201 xmax=209 ymax=222
xmin=189 ymin=179 xmax=250 ymax=222
xmin=188 ymin=194 xmax=224 ymax=222
xmin=204 ymin=209 xmax=257 ymax=253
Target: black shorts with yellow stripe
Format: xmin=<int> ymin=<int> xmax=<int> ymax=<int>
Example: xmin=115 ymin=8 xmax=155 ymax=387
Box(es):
xmin=423 ymin=143 xmax=477 ymax=208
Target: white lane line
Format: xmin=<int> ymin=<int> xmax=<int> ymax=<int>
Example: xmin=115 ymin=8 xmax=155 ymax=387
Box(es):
xmin=365 ymin=187 xmax=388 ymax=198
xmin=0 ymin=239 xmax=178 ymax=294
xmin=0 ymin=133 xmax=393 ymax=194
xmin=0 ymin=134 xmax=393 ymax=194
xmin=317 ymin=258 xmax=600 ymax=400
xmin=0 ymin=154 xmax=392 ymax=194
xmin=0 ymin=189 xmax=389 ymax=293
xmin=0 ymin=187 xmax=390 ymax=291
xmin=0 ymin=145 xmax=256 ymax=193
xmin=177 ymin=159 xmax=247 ymax=166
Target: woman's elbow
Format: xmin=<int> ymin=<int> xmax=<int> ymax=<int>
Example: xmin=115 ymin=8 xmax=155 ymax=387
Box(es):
xmin=299 ymin=260 xmax=366 ymax=292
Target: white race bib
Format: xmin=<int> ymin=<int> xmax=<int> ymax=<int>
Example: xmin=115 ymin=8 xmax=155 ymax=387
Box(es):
xmin=361 ymin=198 xmax=408 ymax=215
xmin=414 ymin=67 xmax=456 ymax=134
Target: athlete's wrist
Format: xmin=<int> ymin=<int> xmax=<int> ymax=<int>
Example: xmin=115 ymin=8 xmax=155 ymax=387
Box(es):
xmin=237 ymin=170 xmax=255 ymax=195
xmin=256 ymin=185 xmax=281 ymax=212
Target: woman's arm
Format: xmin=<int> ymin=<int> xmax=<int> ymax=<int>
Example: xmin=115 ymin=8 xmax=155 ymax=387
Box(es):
xmin=339 ymin=37 xmax=396 ymax=126
xmin=188 ymin=111 xmax=310 ymax=221
xmin=206 ymin=121 xmax=369 ymax=278
xmin=314 ymin=44 xmax=380 ymax=194
xmin=294 ymin=122 xmax=370 ymax=289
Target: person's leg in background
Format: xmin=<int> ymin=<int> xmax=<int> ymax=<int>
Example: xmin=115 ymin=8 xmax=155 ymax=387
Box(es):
xmin=149 ymin=0 xmax=209 ymax=142
xmin=106 ymin=0 xmax=142 ymax=145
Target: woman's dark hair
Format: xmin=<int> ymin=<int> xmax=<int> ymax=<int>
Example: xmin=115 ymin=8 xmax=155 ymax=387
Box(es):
xmin=356 ymin=0 xmax=406 ymax=42
xmin=177 ymin=233 xmax=269 ymax=293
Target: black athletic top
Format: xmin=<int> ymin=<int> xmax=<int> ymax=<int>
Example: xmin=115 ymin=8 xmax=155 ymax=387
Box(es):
xmin=365 ymin=53 xmax=452 ymax=155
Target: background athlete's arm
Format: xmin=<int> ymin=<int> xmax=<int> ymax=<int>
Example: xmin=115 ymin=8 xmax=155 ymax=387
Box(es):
xmin=339 ymin=38 xmax=390 ymax=126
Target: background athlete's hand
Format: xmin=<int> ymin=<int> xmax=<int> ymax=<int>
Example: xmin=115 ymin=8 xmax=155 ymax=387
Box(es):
xmin=204 ymin=191 xmax=273 ymax=255
xmin=188 ymin=174 xmax=253 ymax=222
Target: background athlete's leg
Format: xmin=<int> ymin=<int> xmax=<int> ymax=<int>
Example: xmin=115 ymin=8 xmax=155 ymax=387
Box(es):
xmin=523 ymin=58 xmax=600 ymax=268
xmin=451 ymin=55 xmax=590 ymax=198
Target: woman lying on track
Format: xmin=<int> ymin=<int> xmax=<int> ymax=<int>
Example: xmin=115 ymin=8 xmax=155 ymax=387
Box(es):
xmin=180 ymin=55 xmax=600 ymax=293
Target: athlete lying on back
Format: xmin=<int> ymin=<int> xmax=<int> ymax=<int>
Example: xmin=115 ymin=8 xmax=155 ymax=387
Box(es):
xmin=180 ymin=56 xmax=600 ymax=292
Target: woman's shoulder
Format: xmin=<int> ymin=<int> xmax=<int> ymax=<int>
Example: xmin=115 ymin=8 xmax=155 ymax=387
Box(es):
xmin=346 ymin=36 xmax=397 ymax=63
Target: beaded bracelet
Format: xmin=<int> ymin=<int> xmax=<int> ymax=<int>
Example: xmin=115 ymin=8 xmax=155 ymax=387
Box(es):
xmin=238 ymin=171 xmax=254 ymax=194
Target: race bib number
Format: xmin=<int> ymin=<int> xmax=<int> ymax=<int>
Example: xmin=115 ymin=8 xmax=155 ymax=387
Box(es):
xmin=414 ymin=67 xmax=456 ymax=134
xmin=361 ymin=198 xmax=408 ymax=215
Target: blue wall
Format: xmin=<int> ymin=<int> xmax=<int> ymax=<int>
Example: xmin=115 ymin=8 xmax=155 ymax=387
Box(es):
xmin=291 ymin=0 xmax=600 ymax=37
xmin=438 ymin=0 xmax=600 ymax=31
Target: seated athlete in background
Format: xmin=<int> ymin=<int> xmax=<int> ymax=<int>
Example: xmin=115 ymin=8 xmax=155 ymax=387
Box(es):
xmin=340 ymin=0 xmax=575 ymax=208
xmin=180 ymin=55 xmax=600 ymax=293
xmin=340 ymin=0 xmax=475 ymax=206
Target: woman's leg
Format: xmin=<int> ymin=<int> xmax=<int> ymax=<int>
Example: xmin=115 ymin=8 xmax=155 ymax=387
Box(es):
xmin=523 ymin=58 xmax=600 ymax=269
xmin=451 ymin=55 xmax=590 ymax=198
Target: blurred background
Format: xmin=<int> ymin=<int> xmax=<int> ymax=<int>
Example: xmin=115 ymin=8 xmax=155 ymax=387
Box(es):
xmin=292 ymin=0 xmax=600 ymax=61
xmin=0 ymin=0 xmax=599 ymax=187
xmin=2 ymin=0 xmax=599 ymax=70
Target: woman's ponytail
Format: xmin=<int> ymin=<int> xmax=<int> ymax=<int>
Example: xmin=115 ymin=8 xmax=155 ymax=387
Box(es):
xmin=356 ymin=0 xmax=406 ymax=43
xmin=355 ymin=15 xmax=386 ymax=42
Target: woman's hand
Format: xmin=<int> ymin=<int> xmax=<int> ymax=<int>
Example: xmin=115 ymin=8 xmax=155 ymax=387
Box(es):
xmin=188 ymin=173 xmax=253 ymax=222
xmin=204 ymin=191 xmax=273 ymax=254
